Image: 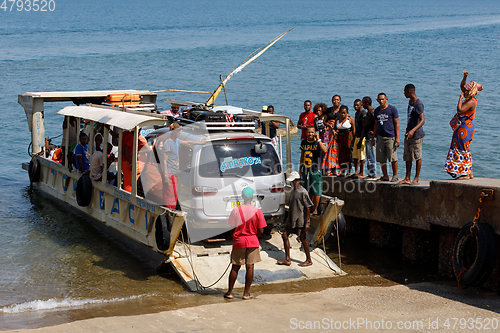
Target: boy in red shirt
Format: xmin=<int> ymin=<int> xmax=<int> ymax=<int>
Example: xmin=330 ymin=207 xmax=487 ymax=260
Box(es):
xmin=297 ymin=100 xmax=316 ymax=139
xmin=224 ymin=187 xmax=267 ymax=300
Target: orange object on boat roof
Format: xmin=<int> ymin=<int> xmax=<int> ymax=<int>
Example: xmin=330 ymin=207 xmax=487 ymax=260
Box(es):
xmin=106 ymin=94 xmax=141 ymax=105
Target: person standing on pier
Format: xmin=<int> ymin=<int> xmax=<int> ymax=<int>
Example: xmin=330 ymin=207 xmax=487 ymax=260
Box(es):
xmin=399 ymin=84 xmax=425 ymax=185
xmin=352 ymin=99 xmax=367 ymax=178
xmin=443 ymin=70 xmax=483 ymax=180
xmin=225 ymin=187 xmax=267 ymax=300
xmin=360 ymin=96 xmax=377 ymax=180
xmin=325 ymin=95 xmax=342 ymax=122
xmin=322 ymin=95 xmax=342 ymax=176
xmin=277 ymin=171 xmax=314 ymax=267
xmin=300 ymin=126 xmax=327 ymax=215
xmin=370 ymin=93 xmax=400 ymax=182
xmin=297 ymin=100 xmax=316 ymax=139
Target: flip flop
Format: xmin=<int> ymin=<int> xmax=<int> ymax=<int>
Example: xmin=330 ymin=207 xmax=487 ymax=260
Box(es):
xmin=411 ymin=180 xmax=419 ymax=185
xmin=224 ymin=292 xmax=233 ymax=299
xmin=397 ymin=180 xmax=411 ymax=185
xmin=376 ymin=177 xmax=390 ymax=182
xmin=242 ymin=294 xmax=254 ymax=300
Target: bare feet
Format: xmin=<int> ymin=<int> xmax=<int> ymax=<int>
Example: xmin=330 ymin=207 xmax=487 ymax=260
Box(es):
xmin=455 ymin=175 xmax=472 ymax=180
xmin=277 ymin=260 xmax=291 ymax=266
xmin=224 ymin=292 xmax=233 ymax=299
xmin=298 ymin=260 xmax=313 ymax=267
xmin=242 ymin=293 xmax=254 ymax=300
xmin=397 ymin=179 xmax=411 ymax=185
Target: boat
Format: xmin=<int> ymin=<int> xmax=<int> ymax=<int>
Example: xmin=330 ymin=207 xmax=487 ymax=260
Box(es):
xmin=18 ymin=31 xmax=347 ymax=291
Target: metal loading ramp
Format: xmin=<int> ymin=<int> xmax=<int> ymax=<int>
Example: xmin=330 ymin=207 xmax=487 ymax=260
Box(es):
xmin=170 ymin=232 xmax=346 ymax=292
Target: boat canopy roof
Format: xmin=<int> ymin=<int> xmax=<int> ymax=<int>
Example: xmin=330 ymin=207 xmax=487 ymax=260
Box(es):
xmin=21 ymin=90 xmax=156 ymax=103
xmin=57 ymin=105 xmax=167 ymax=131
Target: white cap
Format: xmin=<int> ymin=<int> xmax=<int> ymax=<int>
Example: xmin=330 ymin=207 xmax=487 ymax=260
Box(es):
xmin=286 ymin=171 xmax=301 ymax=182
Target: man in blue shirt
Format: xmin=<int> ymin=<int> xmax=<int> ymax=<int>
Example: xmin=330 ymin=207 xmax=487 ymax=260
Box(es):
xmin=370 ymin=93 xmax=400 ymax=182
xmin=399 ymin=84 xmax=425 ymax=185
xmin=74 ymin=132 xmax=90 ymax=173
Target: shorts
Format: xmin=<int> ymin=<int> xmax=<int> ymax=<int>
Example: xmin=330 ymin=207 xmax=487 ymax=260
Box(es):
xmin=302 ymin=169 xmax=322 ymax=196
xmin=403 ymin=137 xmax=423 ymax=161
xmin=231 ymin=247 xmax=261 ymax=265
xmin=376 ymin=136 xmax=398 ymax=163
xmin=285 ymin=224 xmax=309 ymax=238
xmin=352 ymin=137 xmax=366 ymax=160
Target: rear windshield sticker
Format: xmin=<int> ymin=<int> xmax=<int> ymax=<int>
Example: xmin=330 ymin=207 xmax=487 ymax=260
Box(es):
xmin=220 ymin=157 xmax=261 ymax=172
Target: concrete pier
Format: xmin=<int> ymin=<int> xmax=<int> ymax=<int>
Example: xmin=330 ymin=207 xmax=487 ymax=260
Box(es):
xmin=323 ymin=177 xmax=500 ymax=284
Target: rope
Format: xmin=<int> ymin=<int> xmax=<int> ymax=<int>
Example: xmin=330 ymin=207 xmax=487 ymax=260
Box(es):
xmin=179 ymin=229 xmax=232 ymax=292
xmin=321 ymin=234 xmax=338 ymax=275
xmin=335 ymin=204 xmax=342 ymax=269
xmin=245 ymin=58 xmax=258 ymax=109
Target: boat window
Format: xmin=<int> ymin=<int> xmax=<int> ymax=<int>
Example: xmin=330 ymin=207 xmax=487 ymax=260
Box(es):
xmin=198 ymin=142 xmax=281 ymax=178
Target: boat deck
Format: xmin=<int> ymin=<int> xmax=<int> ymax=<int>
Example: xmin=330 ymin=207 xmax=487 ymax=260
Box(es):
xmin=170 ymin=232 xmax=346 ymax=292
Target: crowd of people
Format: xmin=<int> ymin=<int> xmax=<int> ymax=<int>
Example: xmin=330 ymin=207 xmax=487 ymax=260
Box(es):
xmin=55 ymin=119 xmax=148 ymax=192
xmin=296 ymin=91 xmax=420 ymax=185
xmin=286 ymin=70 xmax=482 ymax=190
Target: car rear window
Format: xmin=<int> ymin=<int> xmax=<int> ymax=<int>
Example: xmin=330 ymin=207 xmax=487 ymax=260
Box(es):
xmin=198 ymin=142 xmax=282 ymax=178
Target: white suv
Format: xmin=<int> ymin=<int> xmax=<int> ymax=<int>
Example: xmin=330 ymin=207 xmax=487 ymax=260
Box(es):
xmin=146 ymin=127 xmax=285 ymax=242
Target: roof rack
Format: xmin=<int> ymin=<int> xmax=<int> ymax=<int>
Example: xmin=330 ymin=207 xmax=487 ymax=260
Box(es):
xmin=177 ymin=105 xmax=256 ymax=131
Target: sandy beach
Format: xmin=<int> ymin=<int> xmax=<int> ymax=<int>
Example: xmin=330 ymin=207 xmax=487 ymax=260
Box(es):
xmin=5 ymin=282 xmax=500 ymax=333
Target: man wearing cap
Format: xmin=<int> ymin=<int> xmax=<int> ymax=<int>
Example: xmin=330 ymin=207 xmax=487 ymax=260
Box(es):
xmin=277 ymin=171 xmax=314 ymax=267
xmin=225 ymin=187 xmax=267 ymax=300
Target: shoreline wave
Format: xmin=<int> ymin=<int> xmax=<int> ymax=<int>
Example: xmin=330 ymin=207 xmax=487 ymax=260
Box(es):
xmin=0 ymin=294 xmax=155 ymax=314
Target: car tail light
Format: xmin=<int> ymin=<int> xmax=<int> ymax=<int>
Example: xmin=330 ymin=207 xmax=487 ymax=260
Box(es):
xmin=192 ymin=186 xmax=218 ymax=196
xmin=269 ymin=182 xmax=285 ymax=193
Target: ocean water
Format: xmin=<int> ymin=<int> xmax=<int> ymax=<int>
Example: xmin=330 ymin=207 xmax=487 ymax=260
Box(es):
xmin=1 ymin=0 xmax=500 ymax=329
